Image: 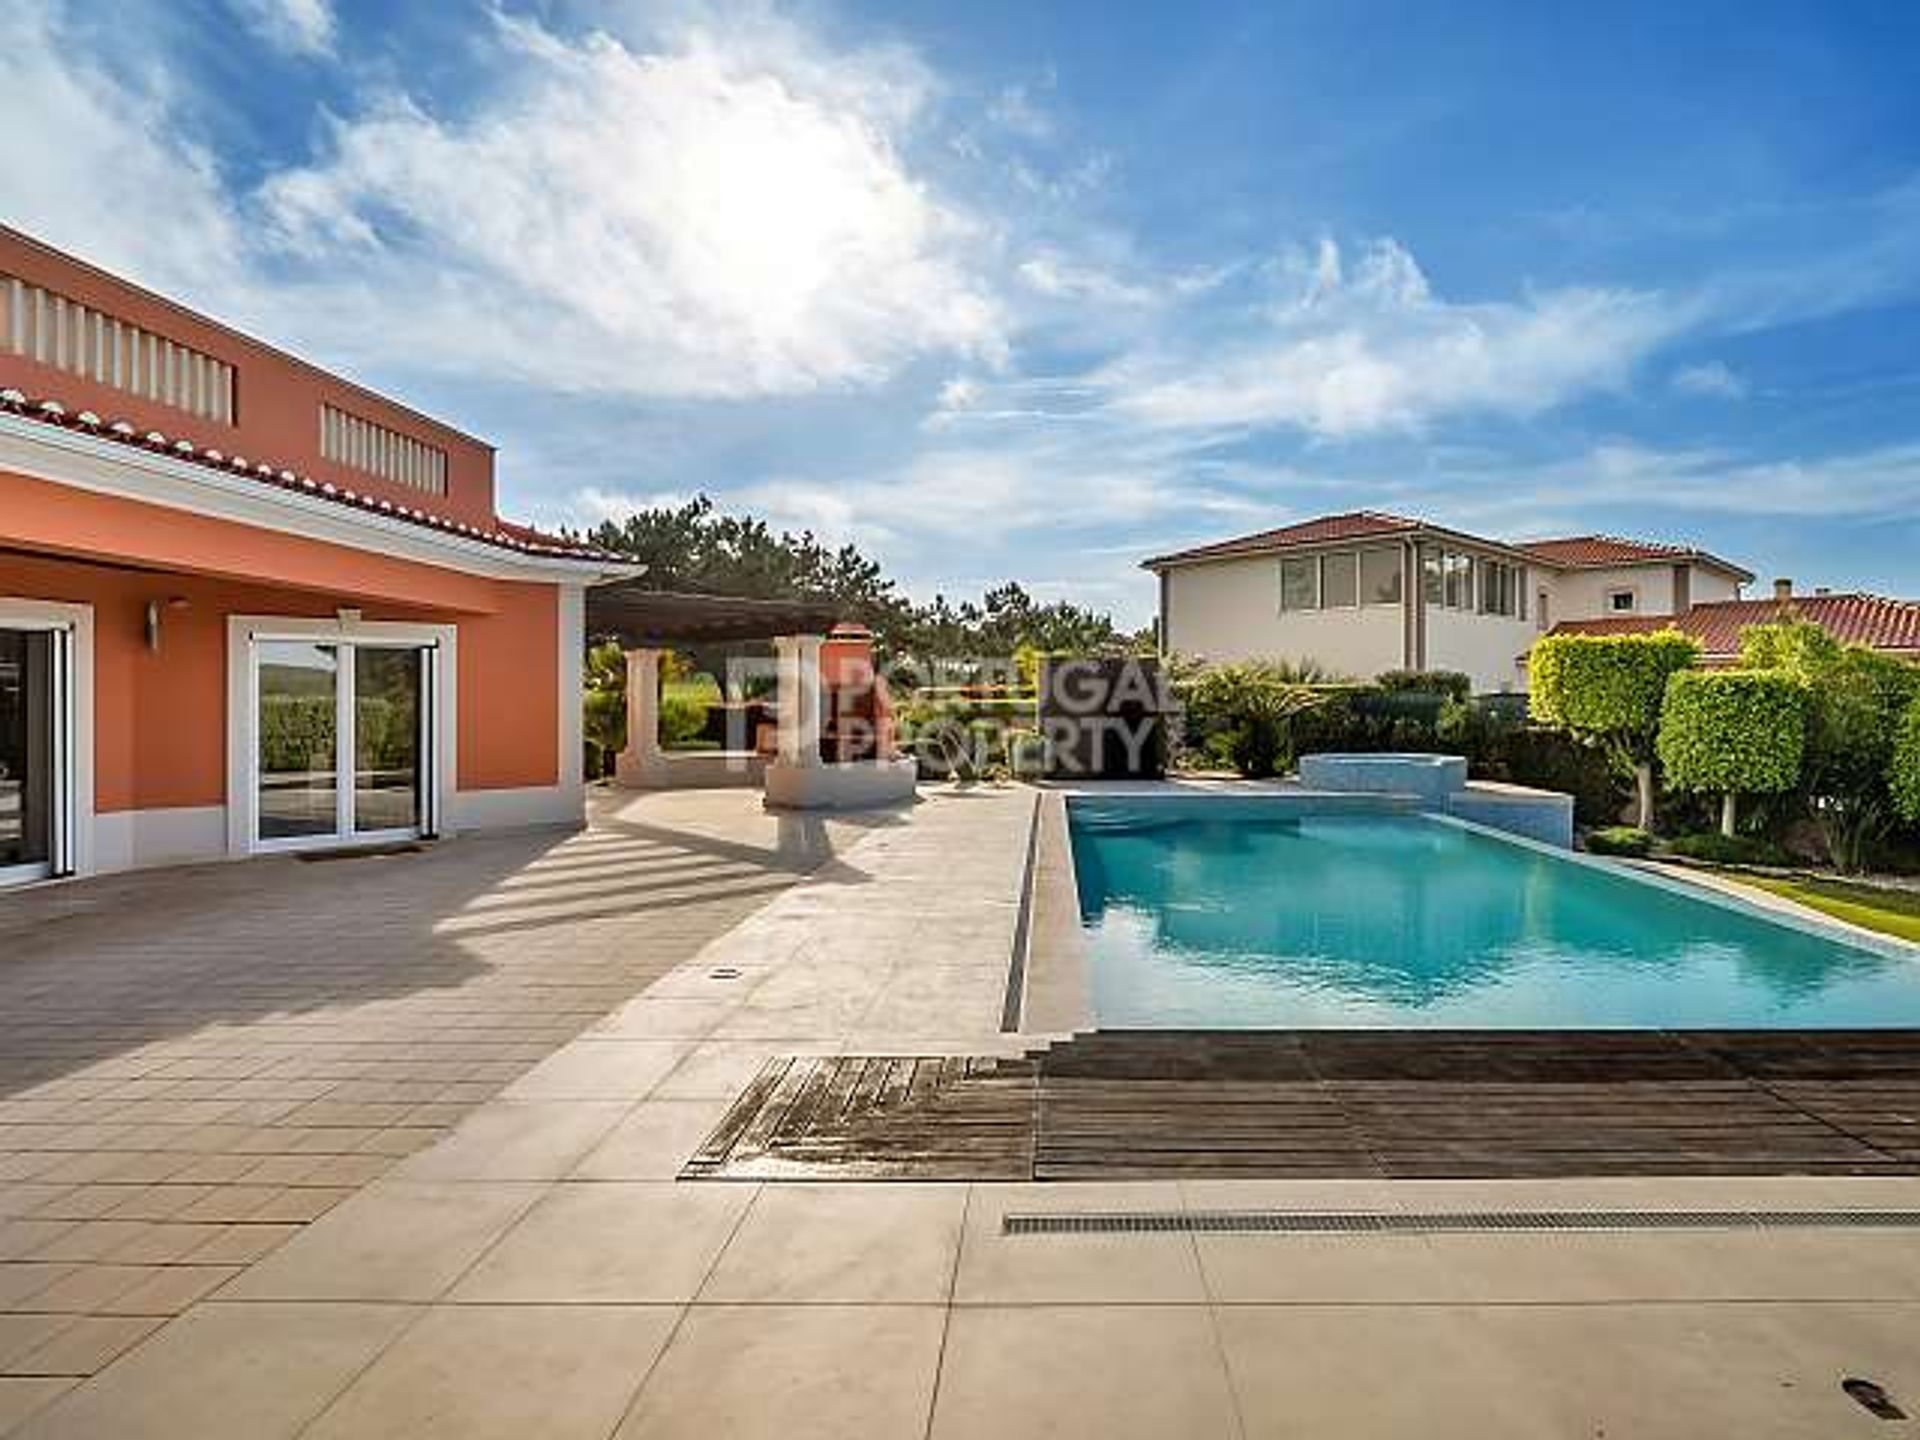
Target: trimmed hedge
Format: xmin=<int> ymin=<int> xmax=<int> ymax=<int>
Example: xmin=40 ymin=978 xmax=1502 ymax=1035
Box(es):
xmin=1894 ymin=694 xmax=1920 ymax=825
xmin=1529 ymin=630 xmax=1701 ymax=737
xmin=1658 ymin=670 xmax=1806 ymax=838
xmin=1376 ymin=669 xmax=1472 ymax=702
xmin=1666 ymin=831 xmax=1793 ymax=867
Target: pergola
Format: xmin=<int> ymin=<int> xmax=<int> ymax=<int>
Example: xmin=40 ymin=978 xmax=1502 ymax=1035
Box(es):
xmin=584 ymin=581 xmax=916 ymax=810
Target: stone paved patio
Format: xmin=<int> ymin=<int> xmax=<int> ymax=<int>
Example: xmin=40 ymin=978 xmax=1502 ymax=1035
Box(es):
xmin=0 ymin=787 xmax=887 ymax=1415
xmin=7 ymin=782 xmax=1920 ymax=1437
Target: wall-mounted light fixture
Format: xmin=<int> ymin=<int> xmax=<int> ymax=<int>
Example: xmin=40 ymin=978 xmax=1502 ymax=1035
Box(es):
xmin=144 ymin=597 xmax=190 ymax=653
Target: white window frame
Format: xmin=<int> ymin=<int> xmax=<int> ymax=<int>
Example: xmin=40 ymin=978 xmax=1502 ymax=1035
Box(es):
xmin=226 ymin=615 xmax=457 ymax=858
xmin=1606 ymin=586 xmax=1639 ymax=614
xmin=1358 ymin=547 xmax=1403 ymax=608
xmin=1277 ymin=556 xmax=1321 ymax=613
xmin=0 ymin=598 xmax=93 ymax=886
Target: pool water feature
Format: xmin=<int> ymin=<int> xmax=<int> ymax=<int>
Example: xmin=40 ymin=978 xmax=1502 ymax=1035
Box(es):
xmin=1068 ymin=799 xmax=1920 ymax=1029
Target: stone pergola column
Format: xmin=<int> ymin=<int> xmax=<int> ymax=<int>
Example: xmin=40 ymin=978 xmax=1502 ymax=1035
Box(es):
xmin=771 ymin=633 xmax=824 ymax=769
xmin=612 ymin=647 xmax=664 ymax=787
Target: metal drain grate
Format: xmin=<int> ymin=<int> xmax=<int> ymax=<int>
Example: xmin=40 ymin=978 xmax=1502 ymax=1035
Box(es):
xmin=1003 ymin=1209 xmax=1920 ymax=1237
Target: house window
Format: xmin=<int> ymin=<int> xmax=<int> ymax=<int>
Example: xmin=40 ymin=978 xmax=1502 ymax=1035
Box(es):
xmin=1322 ymin=552 xmax=1358 ymax=608
xmin=1422 ymin=549 xmax=1444 ymax=606
xmin=2 ymin=273 xmax=237 ymax=425
xmin=1443 ymin=552 xmax=1473 ymax=610
xmin=1607 ymin=588 xmax=1637 ymax=613
xmin=320 ymin=404 xmax=449 ymax=496
xmin=1279 ymin=557 xmax=1319 ymax=612
xmin=1537 ymin=589 xmax=1552 ymax=631
xmin=1361 ymin=548 xmax=1403 ymax=606
xmin=1479 ymin=560 xmax=1522 ymax=617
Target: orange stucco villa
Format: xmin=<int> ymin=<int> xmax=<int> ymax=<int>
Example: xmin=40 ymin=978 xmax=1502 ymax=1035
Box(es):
xmin=0 ymin=226 xmax=641 ymax=886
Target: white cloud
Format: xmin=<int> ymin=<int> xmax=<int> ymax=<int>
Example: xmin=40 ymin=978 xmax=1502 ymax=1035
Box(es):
xmin=1096 ymin=237 xmax=1687 ymax=438
xmin=1016 ymin=250 xmax=1154 ymax=305
xmin=5 ymin=4 xmax=1005 ymax=402
xmin=1670 ymin=360 xmax=1748 ymax=399
xmin=230 ymin=0 xmax=334 ymax=57
xmin=255 ymin=19 xmax=1006 ymax=397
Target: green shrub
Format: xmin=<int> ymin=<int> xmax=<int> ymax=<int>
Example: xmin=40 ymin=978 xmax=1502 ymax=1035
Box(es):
xmin=1666 ymin=831 xmax=1793 ymax=867
xmin=1658 ymin=669 xmax=1806 ymax=836
xmin=1894 ymin=695 xmax=1920 ymax=826
xmin=1742 ymin=618 xmax=1920 ymax=871
xmin=1499 ymin=727 xmax=1629 ymax=826
xmin=658 ymin=691 xmax=711 ymax=747
xmin=1530 ymin=630 xmax=1701 ymax=828
xmin=1176 ymin=661 xmax=1331 ymax=777
xmin=1376 ymin=669 xmax=1473 ymax=702
xmin=1585 ymin=825 xmax=1652 ymax=857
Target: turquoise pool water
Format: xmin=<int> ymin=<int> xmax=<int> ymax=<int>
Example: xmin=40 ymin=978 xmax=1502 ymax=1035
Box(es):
xmin=1068 ymin=800 xmax=1920 ymax=1029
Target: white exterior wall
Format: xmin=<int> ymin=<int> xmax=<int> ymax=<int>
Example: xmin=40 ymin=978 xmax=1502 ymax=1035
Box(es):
xmin=1162 ymin=556 xmax=1406 ymax=680
xmin=1545 ymin=564 xmax=1678 ymax=621
xmin=1539 ymin=563 xmax=1742 ymax=625
xmin=1424 ymin=607 xmax=1537 ymax=693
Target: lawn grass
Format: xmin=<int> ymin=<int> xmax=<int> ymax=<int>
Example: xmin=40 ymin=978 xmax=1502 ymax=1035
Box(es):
xmin=1716 ymin=871 xmax=1920 ymax=944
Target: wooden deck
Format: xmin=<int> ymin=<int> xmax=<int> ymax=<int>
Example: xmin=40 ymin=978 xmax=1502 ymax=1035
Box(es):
xmin=683 ymin=1030 xmax=1920 ymax=1181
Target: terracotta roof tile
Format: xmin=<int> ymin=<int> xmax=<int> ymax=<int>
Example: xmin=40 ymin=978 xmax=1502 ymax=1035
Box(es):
xmin=1143 ymin=510 xmax=1426 ymax=567
xmin=1548 ymin=594 xmax=1920 ymax=658
xmin=0 ymin=386 xmax=620 ymax=564
xmin=1517 ymin=533 xmax=1753 ymax=579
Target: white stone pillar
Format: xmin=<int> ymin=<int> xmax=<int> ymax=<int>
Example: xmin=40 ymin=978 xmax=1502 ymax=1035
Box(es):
xmin=612 ymin=647 xmax=664 ymax=787
xmin=772 ymin=633 xmax=824 ymax=768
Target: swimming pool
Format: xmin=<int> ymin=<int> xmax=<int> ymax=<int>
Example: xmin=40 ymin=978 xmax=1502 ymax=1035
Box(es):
xmin=1067 ymin=798 xmax=1920 ymax=1029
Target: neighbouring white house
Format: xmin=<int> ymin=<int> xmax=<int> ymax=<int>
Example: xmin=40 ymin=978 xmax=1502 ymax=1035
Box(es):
xmin=1145 ymin=510 xmax=1765 ymax=692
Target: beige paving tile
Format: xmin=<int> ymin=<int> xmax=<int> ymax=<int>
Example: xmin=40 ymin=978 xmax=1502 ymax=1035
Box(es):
xmin=11 ymin=1266 xmax=156 ymax=1315
xmin=1217 ymin=1305 xmax=1546 ymax=1439
xmin=958 ymin=1183 xmax=1207 ymax=1304
xmin=703 ymin=1184 xmax=967 ymax=1303
xmin=303 ymin=1303 xmax=678 ymax=1440
xmin=930 ymin=1305 xmax=1239 ymax=1440
xmin=98 ymin=1222 xmax=224 ymax=1266
xmin=220 ymin=1180 xmax=545 ymax=1302
xmin=1196 ymin=1233 xmax=1465 ymax=1304
xmin=590 ymin=997 xmax=739 ymax=1040
xmin=0 ymin=1269 xmax=73 ymax=1310
xmin=452 ymin=1181 xmax=754 ymax=1303
xmin=1469 ymin=1303 xmax=1919 ymax=1438
xmin=1425 ymin=1229 xmax=1920 ymax=1303
xmin=3 ymin=1316 xmax=164 ymax=1379
xmin=616 ymin=1303 xmax=945 ymax=1440
xmin=0 ymin=1378 xmax=74 ymax=1436
xmin=182 ymin=1222 xmax=302 ymax=1267
xmin=569 ymin=1099 xmax=735 ymax=1181
xmin=394 ymin=1101 xmax=633 ymax=1183
xmin=10 ymin=1301 xmax=414 ymax=1440
xmin=98 ymin=1265 xmax=241 ymax=1316
xmin=0 ymin=1318 xmax=71 ymax=1374
xmin=501 ymin=1040 xmax=693 ymax=1102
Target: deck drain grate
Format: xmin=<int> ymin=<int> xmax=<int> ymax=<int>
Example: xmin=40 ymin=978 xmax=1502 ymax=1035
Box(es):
xmin=1002 ymin=1209 xmax=1920 ymax=1237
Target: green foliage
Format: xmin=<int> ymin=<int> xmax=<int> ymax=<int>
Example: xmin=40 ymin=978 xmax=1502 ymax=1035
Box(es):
xmin=658 ymin=690 xmax=712 ymax=748
xmin=1739 ymin=618 xmax=1920 ymax=870
xmin=1585 ymin=826 xmax=1652 ymax=857
xmin=1176 ymin=661 xmax=1331 ymax=778
xmin=1894 ymin=695 xmax=1920 ymax=825
xmin=581 ymin=641 xmax=626 ymax=778
xmin=259 ymin=696 xmax=335 ymax=773
xmin=1666 ymin=831 xmax=1793 ymax=867
xmin=1529 ymin=631 xmax=1701 ymax=742
xmin=1376 ymin=669 xmax=1472 ymax=702
xmin=581 ymin=495 xmax=1147 ymax=663
xmin=1658 ymin=670 xmax=1806 ymax=796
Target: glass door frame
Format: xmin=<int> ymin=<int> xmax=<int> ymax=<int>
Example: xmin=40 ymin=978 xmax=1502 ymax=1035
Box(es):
xmin=0 ymin=599 xmax=87 ymax=888
xmin=229 ymin=617 xmax=453 ymax=857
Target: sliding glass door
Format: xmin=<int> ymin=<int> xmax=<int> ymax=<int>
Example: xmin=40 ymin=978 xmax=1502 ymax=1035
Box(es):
xmin=0 ymin=622 xmax=75 ymax=887
xmin=254 ymin=638 xmax=437 ymax=851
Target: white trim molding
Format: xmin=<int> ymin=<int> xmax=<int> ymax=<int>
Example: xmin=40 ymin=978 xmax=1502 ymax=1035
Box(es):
xmin=226 ymin=614 xmax=459 ymax=858
xmin=92 ymin=805 xmax=226 ymax=872
xmin=0 ymin=595 xmax=94 ymax=880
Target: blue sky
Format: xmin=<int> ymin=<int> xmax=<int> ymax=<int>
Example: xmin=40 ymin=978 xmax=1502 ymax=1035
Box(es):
xmin=7 ymin=0 xmax=1919 ymax=623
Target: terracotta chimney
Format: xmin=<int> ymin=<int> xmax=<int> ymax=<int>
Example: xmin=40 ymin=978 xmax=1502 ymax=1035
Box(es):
xmin=1773 ymin=578 xmax=1793 ymax=602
